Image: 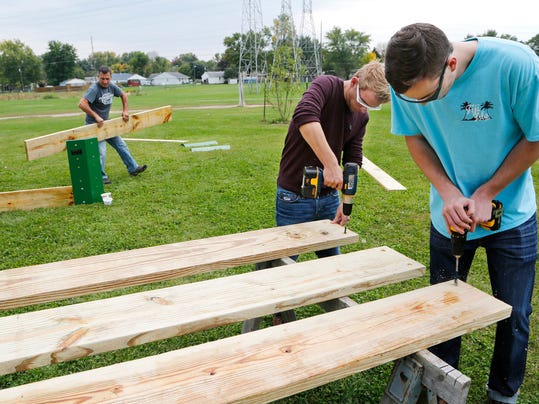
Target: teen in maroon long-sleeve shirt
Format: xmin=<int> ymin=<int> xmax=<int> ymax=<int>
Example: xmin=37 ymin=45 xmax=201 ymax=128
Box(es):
xmin=276 ymin=61 xmax=390 ymax=243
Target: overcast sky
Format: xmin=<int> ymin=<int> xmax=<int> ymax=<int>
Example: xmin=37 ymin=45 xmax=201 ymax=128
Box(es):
xmin=1 ymin=0 xmax=537 ymax=61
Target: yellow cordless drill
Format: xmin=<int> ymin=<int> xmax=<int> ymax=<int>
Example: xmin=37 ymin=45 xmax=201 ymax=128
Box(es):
xmin=301 ymin=162 xmax=359 ymax=233
xmin=450 ymin=200 xmax=503 ymax=285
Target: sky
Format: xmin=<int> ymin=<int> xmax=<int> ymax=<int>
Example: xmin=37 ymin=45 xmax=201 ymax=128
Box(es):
xmin=1 ymin=0 xmax=537 ymax=61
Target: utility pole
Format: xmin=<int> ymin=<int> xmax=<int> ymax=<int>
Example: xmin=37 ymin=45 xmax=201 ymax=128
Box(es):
xmin=18 ymin=66 xmax=23 ymax=92
xmin=90 ymin=36 xmax=95 ymax=74
xmin=299 ymin=0 xmax=322 ymax=81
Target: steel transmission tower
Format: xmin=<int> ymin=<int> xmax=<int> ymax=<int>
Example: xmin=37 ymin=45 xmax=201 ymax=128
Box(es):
xmin=270 ymin=0 xmax=301 ymax=84
xmin=238 ymin=0 xmax=266 ymax=105
xmin=299 ymin=0 xmax=322 ymax=81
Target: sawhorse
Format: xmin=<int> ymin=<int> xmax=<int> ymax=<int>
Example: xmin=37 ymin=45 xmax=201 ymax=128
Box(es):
xmin=382 ymin=350 xmax=470 ymax=404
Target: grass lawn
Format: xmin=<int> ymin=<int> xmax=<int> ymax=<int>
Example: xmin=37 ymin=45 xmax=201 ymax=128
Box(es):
xmin=0 ymin=85 xmax=537 ymax=403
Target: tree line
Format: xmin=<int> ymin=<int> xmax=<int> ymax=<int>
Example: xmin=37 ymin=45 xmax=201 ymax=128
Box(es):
xmin=1 ymin=22 xmax=537 ymax=91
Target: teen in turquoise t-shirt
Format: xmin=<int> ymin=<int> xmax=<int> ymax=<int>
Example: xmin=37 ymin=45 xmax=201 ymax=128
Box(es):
xmin=391 ymin=36 xmax=538 ymax=240
xmin=385 ymin=23 xmax=538 ymax=404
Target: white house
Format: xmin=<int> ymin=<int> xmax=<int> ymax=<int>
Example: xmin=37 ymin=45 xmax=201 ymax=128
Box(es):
xmin=149 ymin=72 xmax=191 ymax=86
xmin=59 ymin=78 xmax=86 ymax=86
xmin=82 ymin=73 xmax=132 ymax=86
xmin=150 ymin=72 xmax=180 ymax=86
xmin=166 ymin=71 xmax=190 ymax=84
xmin=202 ymin=71 xmax=225 ymax=85
xmin=84 ymin=76 xmax=97 ymax=85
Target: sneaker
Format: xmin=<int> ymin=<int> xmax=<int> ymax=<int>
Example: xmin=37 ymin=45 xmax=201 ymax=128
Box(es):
xmin=130 ymin=164 xmax=147 ymax=176
xmin=103 ymin=178 xmax=112 ymax=185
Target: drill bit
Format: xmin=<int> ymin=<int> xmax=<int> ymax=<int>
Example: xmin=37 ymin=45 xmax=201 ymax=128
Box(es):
xmin=450 ymin=229 xmax=467 ymax=286
xmin=454 ymin=255 xmax=460 ymax=285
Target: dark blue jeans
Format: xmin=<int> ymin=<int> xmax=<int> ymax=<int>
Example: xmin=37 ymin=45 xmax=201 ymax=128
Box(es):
xmin=429 ymin=214 xmax=537 ymax=399
xmin=275 ymin=186 xmax=341 ymax=258
xmin=99 ymin=136 xmax=139 ymax=179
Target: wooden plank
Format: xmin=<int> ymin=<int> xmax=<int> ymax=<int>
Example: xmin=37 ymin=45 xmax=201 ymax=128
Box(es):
xmin=325 ymin=278 xmax=471 ymax=404
xmin=0 ymin=281 xmax=511 ymax=403
xmin=24 ymin=106 xmax=172 ymax=161
xmin=0 ymin=220 xmax=357 ymax=309
xmin=362 ymin=156 xmax=406 ymax=191
xmin=0 ymin=247 xmax=425 ymax=375
xmin=242 ymin=257 xmax=298 ymax=333
xmin=123 ymin=138 xmax=188 ymax=143
xmin=0 ymin=186 xmax=73 ymax=212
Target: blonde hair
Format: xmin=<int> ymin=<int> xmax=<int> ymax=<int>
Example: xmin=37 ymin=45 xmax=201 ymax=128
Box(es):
xmin=354 ymin=61 xmax=391 ymax=104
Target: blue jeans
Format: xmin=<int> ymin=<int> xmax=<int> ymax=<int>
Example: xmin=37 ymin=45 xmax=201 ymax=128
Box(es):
xmin=99 ymin=136 xmax=139 ymax=179
xmin=275 ymin=186 xmax=341 ymax=259
xmin=429 ymin=214 xmax=537 ymax=400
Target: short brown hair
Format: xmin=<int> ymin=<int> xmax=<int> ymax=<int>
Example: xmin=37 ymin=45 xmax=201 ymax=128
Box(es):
xmin=385 ymin=23 xmax=453 ymax=93
xmin=98 ymin=66 xmax=111 ymax=75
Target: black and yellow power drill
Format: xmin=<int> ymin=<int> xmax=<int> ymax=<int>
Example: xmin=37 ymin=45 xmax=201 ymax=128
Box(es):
xmin=301 ymin=162 xmax=359 ymax=232
xmin=450 ymin=200 xmax=503 ymax=284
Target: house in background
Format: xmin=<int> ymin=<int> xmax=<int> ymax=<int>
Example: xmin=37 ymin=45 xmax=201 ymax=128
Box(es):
xmin=127 ymin=74 xmax=148 ymax=86
xmin=149 ymin=72 xmax=180 ymax=86
xmin=59 ymin=78 xmax=86 ymax=86
xmin=82 ymin=73 xmax=134 ymax=86
xmin=111 ymin=73 xmax=132 ymax=85
xmin=167 ymin=71 xmax=190 ymax=84
xmin=148 ymin=72 xmax=190 ymax=86
xmin=202 ymin=71 xmax=225 ymax=84
xmin=84 ymin=76 xmax=97 ymax=85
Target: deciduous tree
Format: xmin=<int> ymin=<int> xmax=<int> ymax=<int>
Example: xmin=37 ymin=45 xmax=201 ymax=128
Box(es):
xmin=85 ymin=51 xmax=121 ymax=74
xmin=323 ymin=27 xmax=370 ymax=78
xmin=42 ymin=40 xmax=78 ymax=85
xmin=145 ymin=56 xmax=172 ymax=76
xmin=0 ymin=39 xmax=42 ymax=90
xmin=526 ymin=34 xmax=539 ymax=55
xmin=122 ymin=51 xmax=150 ymax=75
xmin=267 ymin=14 xmax=304 ymax=122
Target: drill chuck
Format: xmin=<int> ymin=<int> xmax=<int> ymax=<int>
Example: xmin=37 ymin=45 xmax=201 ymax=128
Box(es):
xmin=342 ymin=162 xmax=359 ymax=215
xmin=450 ymin=230 xmax=467 ymax=257
xmin=342 ymin=195 xmax=354 ymax=215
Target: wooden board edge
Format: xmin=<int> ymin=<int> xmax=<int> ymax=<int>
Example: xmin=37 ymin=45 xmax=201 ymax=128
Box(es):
xmin=0 ymin=186 xmax=73 ymax=212
xmin=362 ymin=156 xmax=407 ymax=191
xmin=24 ymin=106 xmax=172 ymax=161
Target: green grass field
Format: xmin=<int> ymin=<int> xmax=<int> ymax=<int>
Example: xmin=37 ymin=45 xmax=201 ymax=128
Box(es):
xmin=0 ymin=85 xmax=537 ymax=403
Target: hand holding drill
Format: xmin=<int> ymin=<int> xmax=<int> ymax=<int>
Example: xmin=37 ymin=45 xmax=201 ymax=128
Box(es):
xmin=301 ymin=162 xmax=359 ymax=232
xmin=450 ymin=200 xmax=503 ymax=285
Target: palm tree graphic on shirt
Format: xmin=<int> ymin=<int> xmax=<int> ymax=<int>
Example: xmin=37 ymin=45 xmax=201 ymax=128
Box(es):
xmin=460 ymin=101 xmax=493 ymax=121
